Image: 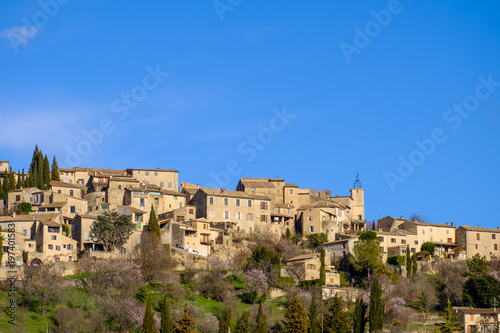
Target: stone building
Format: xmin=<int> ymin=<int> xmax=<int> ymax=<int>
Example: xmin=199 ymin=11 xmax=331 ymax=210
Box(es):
xmin=456 ymin=225 xmax=500 ymax=260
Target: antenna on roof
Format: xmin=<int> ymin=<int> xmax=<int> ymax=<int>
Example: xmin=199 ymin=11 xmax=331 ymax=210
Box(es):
xmin=353 ymin=173 xmax=362 ymax=189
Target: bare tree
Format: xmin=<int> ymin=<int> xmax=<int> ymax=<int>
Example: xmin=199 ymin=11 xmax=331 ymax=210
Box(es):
xmin=409 ymin=213 xmax=431 ymax=222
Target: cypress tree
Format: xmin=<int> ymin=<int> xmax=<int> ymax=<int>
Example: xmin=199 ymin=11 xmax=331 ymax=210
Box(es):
xmin=320 ymin=247 xmax=326 ymax=286
xmin=256 ymin=303 xmax=267 ymax=333
xmin=0 ymin=182 xmax=6 ymax=199
xmin=371 ymin=220 xmax=376 ymax=231
xmin=8 ymin=167 xmax=15 ymax=191
xmin=16 ymin=169 xmax=21 ymax=189
xmin=28 ymin=145 xmax=38 ymax=187
xmin=143 ymin=296 xmax=157 ymax=333
xmin=36 ymin=149 xmax=44 ymax=190
xmin=309 ymin=293 xmax=320 ymax=333
xmin=148 ymin=204 xmax=161 ymax=238
xmin=219 ymin=307 xmax=232 ymax=333
xmin=353 ymin=298 xmax=368 ymax=333
xmin=160 ymin=294 xmax=172 ymax=333
xmin=2 ymin=169 xmax=9 ymax=195
xmin=324 ymin=295 xmax=350 ymax=333
xmin=235 ymin=311 xmax=250 ymax=333
xmin=43 ymin=154 xmax=50 ymax=189
xmin=283 ymin=297 xmax=309 ymax=333
xmin=406 ymin=245 xmax=412 ymax=277
xmin=51 ymin=156 xmax=60 ymax=181
xmin=412 ymin=255 xmax=418 ymax=275
xmin=369 ymin=278 xmax=384 ymax=333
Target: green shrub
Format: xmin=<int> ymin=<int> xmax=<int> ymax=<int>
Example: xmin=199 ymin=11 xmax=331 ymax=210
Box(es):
xmin=387 ymin=255 xmax=406 ymax=266
xmin=299 ymin=279 xmax=321 ymax=288
xmin=135 ymin=285 xmax=149 ymax=303
xmin=238 ymin=290 xmax=260 ymax=304
xmin=340 ymin=272 xmax=349 ymax=287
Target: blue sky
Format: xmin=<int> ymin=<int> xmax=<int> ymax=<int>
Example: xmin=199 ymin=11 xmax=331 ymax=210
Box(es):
xmin=1 ymin=0 xmax=499 ymax=228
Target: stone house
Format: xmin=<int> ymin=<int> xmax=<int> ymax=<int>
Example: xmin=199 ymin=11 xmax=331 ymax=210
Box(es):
xmin=50 ymin=181 xmax=83 ymax=199
xmin=286 ymin=253 xmax=340 ymax=286
xmin=456 ymin=226 xmax=500 ymax=260
xmin=190 ymin=187 xmax=272 ymax=234
xmin=295 ymin=201 xmax=350 ymax=241
xmin=126 ymin=168 xmax=179 ymax=190
xmin=453 ymin=307 xmax=500 ymax=333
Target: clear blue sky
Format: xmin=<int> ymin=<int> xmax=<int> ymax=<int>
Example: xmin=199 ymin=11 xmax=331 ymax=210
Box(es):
xmin=1 ymin=1 xmax=499 ymax=228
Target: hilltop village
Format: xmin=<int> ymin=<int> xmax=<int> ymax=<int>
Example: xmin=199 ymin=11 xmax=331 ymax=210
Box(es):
xmin=1 ymin=151 xmax=500 ymax=332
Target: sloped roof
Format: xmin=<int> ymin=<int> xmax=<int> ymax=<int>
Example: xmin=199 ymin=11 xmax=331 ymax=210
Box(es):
xmin=50 ymin=181 xmax=81 ymax=189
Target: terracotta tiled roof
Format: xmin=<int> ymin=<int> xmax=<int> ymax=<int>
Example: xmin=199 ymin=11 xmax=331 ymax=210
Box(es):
xmin=200 ymin=188 xmax=254 ymax=199
xmin=287 ymin=253 xmax=316 ymax=262
xmin=240 ymin=180 xmax=275 ymax=188
xmin=118 ymin=205 xmax=146 ymax=215
xmin=126 ymin=168 xmax=178 ymax=173
xmin=454 ymin=307 xmax=500 ymax=315
xmin=459 ymin=225 xmax=500 ymax=233
xmin=297 ymin=201 xmax=344 ymax=211
xmin=50 ymin=181 xmax=81 ymax=189
xmin=0 ymin=215 xmax=36 ymax=222
xmin=39 ymin=202 xmax=66 ymax=208
xmin=284 ymin=183 xmax=299 ymax=188
xmin=59 ymin=167 xmax=89 ymax=172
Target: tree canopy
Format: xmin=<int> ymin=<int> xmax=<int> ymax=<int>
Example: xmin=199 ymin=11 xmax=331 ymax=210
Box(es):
xmin=350 ymin=231 xmax=383 ymax=280
xmin=90 ymin=212 xmax=134 ymax=251
xmin=421 ymin=242 xmax=436 ymax=257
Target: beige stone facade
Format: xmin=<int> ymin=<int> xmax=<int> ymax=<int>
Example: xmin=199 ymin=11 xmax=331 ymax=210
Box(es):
xmin=453 ymin=307 xmax=500 ymax=333
xmin=50 ymin=181 xmax=83 ymax=199
xmin=286 ymin=253 xmax=340 ymax=286
xmin=126 ymin=168 xmax=179 ymax=190
xmin=191 ymin=187 xmax=272 ymax=234
xmin=456 ymin=226 xmax=500 ymax=260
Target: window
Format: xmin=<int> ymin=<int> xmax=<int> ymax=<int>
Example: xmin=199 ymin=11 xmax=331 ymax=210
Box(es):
xmin=477 ymin=233 xmax=480 ymax=240
xmin=261 ymin=215 xmax=267 ymax=222
xmin=379 ymin=236 xmax=384 ymax=241
xmin=248 ymin=200 xmax=252 ymax=207
xmin=179 ymin=203 xmax=182 ymax=208
xmin=174 ymin=196 xmax=178 ymax=200
xmin=260 ymin=202 xmax=268 ymax=210
xmin=16 ymin=195 xmax=20 ymax=201
xmin=249 ymin=227 xmax=252 ymax=233
xmin=209 ymin=197 xmax=214 ymax=204
xmin=69 ymin=256 xmax=72 ymax=261
xmin=411 ymin=248 xmax=416 ymax=253
xmin=422 ymin=229 xmax=425 ymax=235
xmin=309 ymin=226 xmax=314 ymax=232
xmin=102 ymin=204 xmax=109 ymax=211
xmin=224 ymin=198 xmax=228 ymax=205
xmin=70 ymin=206 xmax=75 ymax=213
xmin=21 ymin=221 xmax=25 ymax=227
xmin=494 ymin=234 xmax=497 ymax=240
xmin=28 ymin=243 xmax=33 ymax=248
xmin=430 ymin=228 xmax=433 ymax=232
xmin=475 ymin=244 xmax=478 ymax=249
xmin=48 ymin=244 xmax=53 ymax=250
xmin=160 ymin=182 xmax=164 ymax=187
xmin=58 ymin=190 xmax=61 ymax=194
xmin=203 ymin=223 xmax=207 ymax=230
xmin=391 ymin=238 xmax=396 ymax=243
xmin=248 ymin=213 xmax=253 ymax=221
xmin=414 ymin=240 xmax=418 ymax=245
xmin=15 ymin=244 xmax=20 ymax=250
xmin=289 ymin=189 xmax=293 ymax=195
xmin=401 ymin=239 xmax=406 ymax=244
xmin=224 ymin=211 xmax=230 ymax=219
xmin=56 ymin=245 xmax=61 ymax=251
xmin=155 ymin=171 xmax=158 ymax=176
xmin=495 ymin=244 xmax=498 ymax=251
xmin=51 ymin=235 xmax=57 ymax=240
xmin=359 ymin=215 xmax=362 ymax=220
xmin=84 ymin=232 xmax=88 ymax=241
xmin=236 ymin=212 xmax=242 ymax=220
xmin=447 ymin=238 xmax=452 ymax=243
xmin=137 ymin=223 xmax=142 ymax=230
xmin=70 ymin=190 xmax=74 ymax=196
xmin=330 ymin=278 xmax=334 ymax=283
xmin=236 ymin=199 xmax=240 ymax=206
xmin=278 ymin=208 xmax=281 ymax=214
xmin=118 ymin=195 xmax=122 ymax=200
xmin=154 ymin=198 xmax=159 ymax=205
xmin=308 ymin=216 xmax=313 ymax=221
xmin=168 ymin=182 xmax=172 ymax=188
xmin=145 ymin=171 xmax=149 ymax=176
xmin=140 ymin=198 xmax=145 ymax=207
xmin=22 ymin=230 xmax=27 ymax=236
xmin=189 ymin=209 xmax=194 ymax=214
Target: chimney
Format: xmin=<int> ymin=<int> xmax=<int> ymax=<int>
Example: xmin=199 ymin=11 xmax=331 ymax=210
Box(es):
xmin=478 ymin=224 xmax=480 ymax=228
xmin=446 ymin=222 xmax=449 ymax=226
xmin=400 ymin=215 xmax=403 ymax=219
xmin=451 ymin=222 xmax=454 ymax=227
